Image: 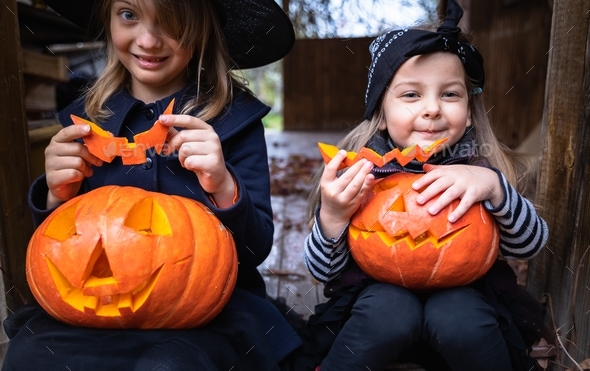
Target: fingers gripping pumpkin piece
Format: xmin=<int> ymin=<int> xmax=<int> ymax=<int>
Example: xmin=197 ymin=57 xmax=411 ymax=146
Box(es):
xmin=71 ymin=99 xmax=175 ymax=165
xmin=133 ymin=99 xmax=174 ymax=155
xmin=348 ymin=172 xmax=499 ymax=290
xmin=70 ymin=116 xmax=127 ymax=163
xmin=26 ymin=186 xmax=238 ymax=329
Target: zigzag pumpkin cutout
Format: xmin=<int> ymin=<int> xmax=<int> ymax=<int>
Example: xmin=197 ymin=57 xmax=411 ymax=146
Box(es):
xmin=318 ymin=137 xmax=448 ymax=169
xmin=70 ymin=99 xmax=175 ymax=166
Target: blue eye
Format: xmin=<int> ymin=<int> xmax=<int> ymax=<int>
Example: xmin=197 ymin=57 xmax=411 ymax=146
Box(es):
xmin=120 ymin=10 xmax=136 ymax=21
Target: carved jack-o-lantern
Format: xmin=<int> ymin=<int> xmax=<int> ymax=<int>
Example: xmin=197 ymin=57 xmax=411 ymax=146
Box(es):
xmin=26 ymin=186 xmax=237 ymax=329
xmin=349 ymin=172 xmax=499 ymax=290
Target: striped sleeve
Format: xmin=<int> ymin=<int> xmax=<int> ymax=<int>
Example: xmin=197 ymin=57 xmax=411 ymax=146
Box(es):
xmin=483 ymin=169 xmax=548 ymax=260
xmin=303 ymin=209 xmax=351 ymax=284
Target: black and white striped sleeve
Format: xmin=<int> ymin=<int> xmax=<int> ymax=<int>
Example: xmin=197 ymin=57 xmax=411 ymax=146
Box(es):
xmin=303 ymin=210 xmax=350 ymax=284
xmin=483 ymin=169 xmax=548 ymax=260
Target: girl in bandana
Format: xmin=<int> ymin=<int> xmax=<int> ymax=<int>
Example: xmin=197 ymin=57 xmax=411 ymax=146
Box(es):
xmin=303 ymin=1 xmax=548 ymax=370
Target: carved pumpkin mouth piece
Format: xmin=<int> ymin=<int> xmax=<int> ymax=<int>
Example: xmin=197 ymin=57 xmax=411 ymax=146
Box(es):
xmin=70 ymin=99 xmax=175 ymax=165
xmin=349 ymin=224 xmax=470 ymax=250
xmin=45 ymin=251 xmax=164 ymax=317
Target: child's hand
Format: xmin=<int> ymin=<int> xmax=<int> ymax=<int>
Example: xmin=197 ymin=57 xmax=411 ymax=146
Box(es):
xmin=45 ymin=124 xmax=103 ymax=209
xmin=412 ymin=164 xmax=504 ymax=222
xmin=159 ymin=114 xmax=235 ymax=208
xmin=319 ymin=150 xmax=375 ymax=239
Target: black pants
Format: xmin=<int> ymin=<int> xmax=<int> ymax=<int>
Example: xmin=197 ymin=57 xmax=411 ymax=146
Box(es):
xmin=1 ymin=296 xmax=292 ymax=371
xmin=1 ymin=306 xmax=241 ymax=371
xmin=320 ymin=283 xmax=511 ymax=371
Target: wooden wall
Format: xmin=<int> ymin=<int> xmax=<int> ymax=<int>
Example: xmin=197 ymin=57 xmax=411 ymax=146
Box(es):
xmin=526 ymin=0 xmax=590 ymax=368
xmin=465 ymin=0 xmax=552 ymax=149
xmin=0 ymin=0 xmax=35 ymax=356
xmin=283 ymin=38 xmax=372 ymax=131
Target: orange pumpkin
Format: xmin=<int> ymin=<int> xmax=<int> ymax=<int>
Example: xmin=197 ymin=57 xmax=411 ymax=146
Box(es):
xmin=26 ymin=186 xmax=237 ymax=329
xmin=349 ymin=172 xmax=499 ymax=290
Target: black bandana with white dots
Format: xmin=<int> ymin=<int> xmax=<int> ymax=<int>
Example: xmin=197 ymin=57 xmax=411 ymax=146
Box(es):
xmin=364 ymin=0 xmax=485 ymax=120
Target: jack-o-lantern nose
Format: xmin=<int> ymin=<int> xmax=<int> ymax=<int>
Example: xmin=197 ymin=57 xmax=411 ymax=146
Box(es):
xmin=91 ymin=249 xmax=113 ymax=278
xmin=82 ymin=243 xmax=120 ymax=298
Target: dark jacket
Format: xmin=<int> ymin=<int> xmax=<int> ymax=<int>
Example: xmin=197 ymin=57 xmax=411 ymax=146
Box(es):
xmin=23 ymin=86 xmax=302 ymax=368
xmin=29 ymin=86 xmax=273 ymax=296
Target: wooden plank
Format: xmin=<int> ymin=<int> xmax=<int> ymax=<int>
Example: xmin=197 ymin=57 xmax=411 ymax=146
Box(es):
xmin=28 ymin=123 xmax=60 ymax=181
xmin=468 ymin=0 xmax=552 ymax=149
xmin=0 ymin=0 xmax=35 ymax=356
xmin=283 ymin=38 xmax=372 ymax=131
xmin=260 ymin=196 xmax=285 ymax=300
xmin=526 ymin=0 xmax=590 ymax=369
xmin=24 ymin=79 xmax=57 ymax=111
xmin=21 ymin=48 xmax=68 ymax=82
xmin=276 ymin=195 xmax=320 ymax=320
xmin=28 ymin=122 xmax=60 ymax=142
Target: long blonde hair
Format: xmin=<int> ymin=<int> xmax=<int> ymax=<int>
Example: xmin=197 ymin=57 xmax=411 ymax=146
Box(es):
xmin=85 ymin=0 xmax=245 ymax=123
xmin=306 ymin=38 xmax=537 ymax=225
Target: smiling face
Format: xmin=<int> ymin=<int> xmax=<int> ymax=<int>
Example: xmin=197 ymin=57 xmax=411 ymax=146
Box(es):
xmin=109 ymin=0 xmax=193 ymax=102
xmin=379 ymin=52 xmax=471 ymax=149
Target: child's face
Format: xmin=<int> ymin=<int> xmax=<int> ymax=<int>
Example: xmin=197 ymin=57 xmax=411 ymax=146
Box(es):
xmin=379 ymin=52 xmax=471 ymax=149
xmin=110 ymin=0 xmax=193 ymax=100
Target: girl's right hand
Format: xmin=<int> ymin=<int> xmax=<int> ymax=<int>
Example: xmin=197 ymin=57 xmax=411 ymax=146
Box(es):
xmin=318 ymin=150 xmax=375 ymax=239
xmin=45 ymin=124 xmax=103 ymax=209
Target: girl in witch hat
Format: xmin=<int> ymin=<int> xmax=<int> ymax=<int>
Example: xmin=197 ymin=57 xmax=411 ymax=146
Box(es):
xmin=3 ymin=0 xmax=302 ymax=370
xmin=303 ymin=0 xmax=548 ymax=370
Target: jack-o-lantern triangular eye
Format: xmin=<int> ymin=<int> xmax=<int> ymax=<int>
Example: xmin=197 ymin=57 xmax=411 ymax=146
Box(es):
xmin=44 ymin=201 xmax=79 ymax=241
xmin=90 ymin=248 xmax=113 ymax=278
xmin=124 ymin=198 xmax=172 ymax=235
xmin=375 ymin=180 xmax=407 ymax=213
xmin=387 ymin=192 xmax=406 ymax=213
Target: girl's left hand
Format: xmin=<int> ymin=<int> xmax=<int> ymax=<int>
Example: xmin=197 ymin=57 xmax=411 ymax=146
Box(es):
xmin=412 ymin=164 xmax=504 ymax=222
xmin=159 ymin=114 xmax=235 ymax=207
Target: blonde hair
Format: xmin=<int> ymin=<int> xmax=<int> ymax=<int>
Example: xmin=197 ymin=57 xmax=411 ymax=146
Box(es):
xmin=85 ymin=0 xmax=245 ymax=123
xmin=306 ymin=29 xmax=537 ymax=225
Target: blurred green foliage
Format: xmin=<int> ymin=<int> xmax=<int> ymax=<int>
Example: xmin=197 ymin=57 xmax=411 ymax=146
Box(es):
xmin=241 ymin=61 xmax=284 ymax=130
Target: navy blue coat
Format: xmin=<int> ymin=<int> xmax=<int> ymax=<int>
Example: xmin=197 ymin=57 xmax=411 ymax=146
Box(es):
xmin=11 ymin=86 xmax=302 ymax=370
xmin=30 ymin=86 xmax=274 ymax=295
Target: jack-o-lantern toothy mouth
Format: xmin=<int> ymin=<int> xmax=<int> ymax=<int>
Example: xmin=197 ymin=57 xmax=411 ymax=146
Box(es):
xmin=349 ymin=224 xmax=470 ymax=250
xmin=349 ymin=186 xmax=471 ymax=250
xmin=45 ymin=255 xmax=163 ymax=317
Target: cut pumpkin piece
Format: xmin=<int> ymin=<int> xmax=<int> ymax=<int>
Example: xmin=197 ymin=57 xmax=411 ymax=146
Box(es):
xmin=317 ymin=142 xmax=357 ymax=170
xmin=317 ymin=137 xmax=449 ymax=169
xmin=120 ymin=143 xmax=147 ymax=165
xmin=134 ymin=99 xmax=174 ymax=155
xmin=69 ymin=99 xmax=175 ymax=165
xmin=71 ymin=115 xmax=127 ymax=163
